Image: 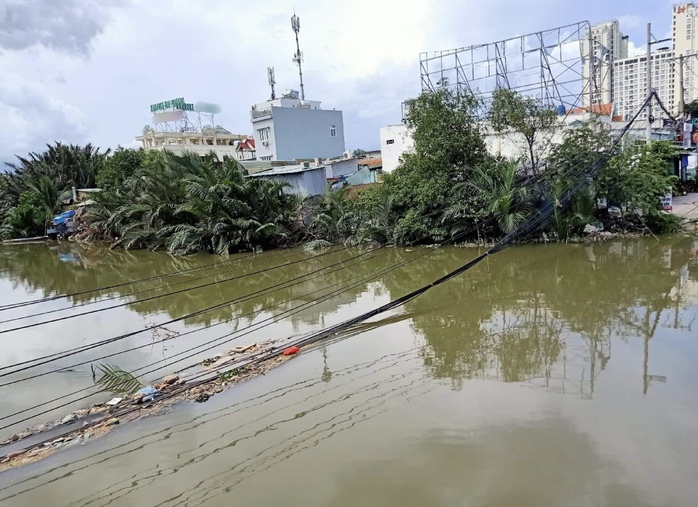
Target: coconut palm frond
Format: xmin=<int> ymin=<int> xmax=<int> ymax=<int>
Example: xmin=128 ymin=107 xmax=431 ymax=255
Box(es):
xmin=93 ymin=363 xmax=144 ymax=394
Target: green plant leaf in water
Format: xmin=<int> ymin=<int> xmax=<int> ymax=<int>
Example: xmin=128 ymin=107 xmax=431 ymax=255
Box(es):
xmin=93 ymin=363 xmax=144 ymax=394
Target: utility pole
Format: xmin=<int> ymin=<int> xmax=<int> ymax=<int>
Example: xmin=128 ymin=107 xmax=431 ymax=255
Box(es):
xmin=588 ymin=28 xmax=594 ymax=112
xmin=291 ymin=12 xmax=305 ymax=101
xmin=679 ymin=54 xmax=686 ymax=118
xmin=646 ymin=22 xmax=652 ymax=142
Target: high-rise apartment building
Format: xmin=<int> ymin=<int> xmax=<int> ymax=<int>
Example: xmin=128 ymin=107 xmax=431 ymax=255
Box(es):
xmin=613 ymin=49 xmax=675 ymax=120
xmin=582 ymin=21 xmax=629 ymax=108
xmin=672 ymin=3 xmax=698 ymax=114
xmin=584 ymin=4 xmax=698 ymax=121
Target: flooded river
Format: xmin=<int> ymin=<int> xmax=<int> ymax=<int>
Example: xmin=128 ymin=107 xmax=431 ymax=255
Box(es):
xmin=1 ymin=237 xmax=697 ymax=506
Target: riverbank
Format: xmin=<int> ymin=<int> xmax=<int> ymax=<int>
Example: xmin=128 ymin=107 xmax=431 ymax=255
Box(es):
xmin=0 ymin=338 xmax=298 ymax=471
xmin=673 ymin=193 xmax=698 ymax=232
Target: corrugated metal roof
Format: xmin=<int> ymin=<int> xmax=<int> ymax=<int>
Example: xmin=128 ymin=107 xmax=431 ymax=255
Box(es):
xmin=246 ymin=164 xmax=327 ymax=177
xmin=240 ymin=160 xmax=301 ymax=175
xmin=358 ymin=157 xmax=382 ymax=169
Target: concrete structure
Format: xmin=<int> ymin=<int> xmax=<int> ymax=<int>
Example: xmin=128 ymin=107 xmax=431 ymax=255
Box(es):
xmin=485 ymin=112 xmax=614 ymax=160
xmin=135 ymin=129 xmax=245 ymax=158
xmin=613 ymin=49 xmax=675 ymax=121
xmin=380 ymin=124 xmax=414 ymax=173
xmin=381 ymin=113 xmax=615 ymax=169
xmin=250 ymin=92 xmax=345 ymax=161
xmin=235 ymin=138 xmax=256 ymax=160
xmin=582 ymin=21 xmax=629 ymax=108
xmin=420 ymin=21 xmax=591 ymax=113
xmin=240 ymin=159 xmax=302 ymax=175
xmin=246 ymin=164 xmax=328 ymax=197
xmin=672 ymin=3 xmax=698 ymax=113
xmin=583 ymin=5 xmax=698 ymax=120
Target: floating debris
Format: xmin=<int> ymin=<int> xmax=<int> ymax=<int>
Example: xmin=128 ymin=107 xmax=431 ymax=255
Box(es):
xmin=161 ymin=375 xmax=179 ymax=385
xmin=230 ymin=343 xmax=256 ymax=354
xmin=134 ymin=386 xmax=159 ymax=403
xmin=283 ymin=346 xmax=300 ymax=356
xmin=61 ymin=413 xmax=78 ymax=425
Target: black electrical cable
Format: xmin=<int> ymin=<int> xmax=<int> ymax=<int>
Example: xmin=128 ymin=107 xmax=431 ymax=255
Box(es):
xmin=0 ymin=171 xmax=582 ymax=432
xmin=277 ymin=99 xmax=652 ymax=354
xmin=0 ymin=249 xmax=386 ymax=430
xmin=0 ymin=200 xmax=507 ymax=430
xmin=0 ymin=146 xmax=601 ymax=394
xmin=0 ymin=229 xmax=476 ymax=432
xmin=0 ymin=104 xmax=649 ymax=432
xmin=0 ymin=244 xmax=340 ymax=325
xmin=0 ymin=247 xmax=377 ymax=380
xmin=0 ymin=250 xmax=259 ymax=312
xmin=0 ymin=246 xmax=346 ymax=335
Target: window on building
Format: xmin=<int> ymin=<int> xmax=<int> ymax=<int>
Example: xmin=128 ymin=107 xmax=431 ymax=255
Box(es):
xmin=260 ymin=155 xmax=273 ymax=161
xmin=330 ymin=125 xmax=337 ymax=138
xmin=257 ymin=127 xmax=270 ymax=142
xmin=386 ymin=139 xmax=395 ymax=145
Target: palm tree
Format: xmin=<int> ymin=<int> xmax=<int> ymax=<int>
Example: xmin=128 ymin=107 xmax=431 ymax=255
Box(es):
xmin=463 ymin=160 xmax=534 ymax=235
xmin=5 ymin=142 xmax=110 ymax=191
xmin=91 ymin=151 xmax=301 ymax=255
xmin=308 ymin=186 xmax=361 ymax=247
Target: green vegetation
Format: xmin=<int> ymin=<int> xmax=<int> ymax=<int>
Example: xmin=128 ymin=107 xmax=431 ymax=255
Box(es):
xmin=91 ymin=363 xmax=144 ymax=394
xmin=1 ymin=143 xmax=109 ymax=239
xmin=351 ymin=148 xmax=368 ymax=158
xmin=0 ymin=89 xmax=681 ymax=252
xmin=85 ymin=151 xmax=301 ymax=254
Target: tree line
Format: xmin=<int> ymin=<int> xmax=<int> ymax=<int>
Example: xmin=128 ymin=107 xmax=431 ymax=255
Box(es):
xmin=0 ymin=88 xmax=685 ymax=254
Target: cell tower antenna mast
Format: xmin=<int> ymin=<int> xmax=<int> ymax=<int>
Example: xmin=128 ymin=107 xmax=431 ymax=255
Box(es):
xmin=291 ymin=11 xmax=305 ymax=100
xmin=267 ymin=66 xmax=276 ymax=100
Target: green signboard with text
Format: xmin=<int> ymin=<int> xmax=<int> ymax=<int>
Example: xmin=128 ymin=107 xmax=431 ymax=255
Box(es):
xmin=150 ymin=98 xmax=194 ymax=113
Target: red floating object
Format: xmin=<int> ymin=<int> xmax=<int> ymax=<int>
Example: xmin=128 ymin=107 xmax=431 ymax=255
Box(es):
xmin=283 ymin=346 xmax=300 ymax=356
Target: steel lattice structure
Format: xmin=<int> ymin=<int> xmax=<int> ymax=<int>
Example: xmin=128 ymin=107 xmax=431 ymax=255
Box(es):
xmin=419 ymin=21 xmax=606 ymax=112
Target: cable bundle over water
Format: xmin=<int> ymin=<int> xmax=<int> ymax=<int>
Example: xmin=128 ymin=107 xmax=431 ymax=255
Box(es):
xmin=0 ymin=93 xmax=654 ymax=451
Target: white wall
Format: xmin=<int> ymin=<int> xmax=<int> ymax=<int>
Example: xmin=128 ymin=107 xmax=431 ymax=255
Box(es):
xmin=252 ymin=116 xmax=276 ymax=160
xmin=148 ymin=144 xmax=238 ymax=158
xmin=380 ymin=124 xmax=414 ymax=173
xmin=272 ymin=107 xmax=345 ymax=160
xmin=379 ymin=115 xmax=611 ymax=169
xmin=251 ymin=105 xmax=345 ymax=161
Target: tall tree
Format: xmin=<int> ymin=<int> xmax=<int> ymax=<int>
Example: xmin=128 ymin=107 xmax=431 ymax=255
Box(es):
xmin=489 ymin=88 xmax=558 ymax=174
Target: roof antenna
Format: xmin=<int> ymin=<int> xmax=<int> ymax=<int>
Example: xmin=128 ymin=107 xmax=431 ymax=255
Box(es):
xmin=267 ymin=66 xmax=276 ymax=100
xmin=291 ymin=10 xmax=305 ymax=100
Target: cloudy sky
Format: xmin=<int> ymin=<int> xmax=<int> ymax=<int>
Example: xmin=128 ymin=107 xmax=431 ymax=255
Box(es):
xmin=0 ymin=0 xmax=677 ymax=162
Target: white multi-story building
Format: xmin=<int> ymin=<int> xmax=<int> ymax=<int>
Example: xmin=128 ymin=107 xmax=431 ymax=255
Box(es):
xmin=672 ymin=3 xmax=698 ymax=113
xmin=250 ymin=90 xmax=345 ymax=161
xmin=584 ymin=5 xmax=698 ymax=120
xmin=136 ymin=128 xmax=246 ymax=158
xmin=582 ymin=21 xmax=629 ymax=108
xmin=613 ymin=49 xmax=675 ymax=121
xmin=379 ymin=124 xmax=415 ymax=173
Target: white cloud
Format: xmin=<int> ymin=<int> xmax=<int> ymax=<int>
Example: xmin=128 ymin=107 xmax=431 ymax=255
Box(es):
xmin=627 ymin=41 xmax=646 ymax=57
xmin=0 ymin=0 xmax=126 ymax=54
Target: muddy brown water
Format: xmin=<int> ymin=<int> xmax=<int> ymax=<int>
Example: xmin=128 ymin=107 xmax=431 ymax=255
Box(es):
xmin=0 ymin=238 xmax=697 ymax=506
